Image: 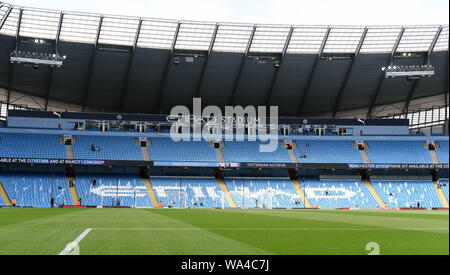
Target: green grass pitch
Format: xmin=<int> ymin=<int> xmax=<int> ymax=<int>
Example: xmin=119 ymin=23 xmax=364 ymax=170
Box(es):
xmin=0 ymin=208 xmax=448 ymax=255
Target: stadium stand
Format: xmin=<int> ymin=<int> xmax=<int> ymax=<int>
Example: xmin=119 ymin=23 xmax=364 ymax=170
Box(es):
xmin=150 ymin=177 xmax=229 ymax=208
xmin=439 ymin=179 xmax=449 ymax=203
xmin=436 ymin=141 xmax=449 ymax=163
xmin=225 ymin=178 xmax=304 ymax=209
xmin=0 ymin=173 xmax=72 ymax=207
xmin=72 ymin=136 xmax=144 ymax=161
xmin=0 ymin=133 xmax=66 ymax=159
xmin=0 ymin=192 xmax=4 ymax=206
xmin=74 ymin=175 xmax=153 ymax=207
xmin=148 ymin=138 xmax=218 ymax=162
xmin=371 ymin=180 xmax=443 ymax=208
xmin=294 ymin=141 xmax=363 ymax=163
xmin=222 ymin=141 xmax=292 ymax=163
xmin=365 ymin=141 xmax=432 ymax=164
xmin=302 ymin=178 xmax=378 ymax=209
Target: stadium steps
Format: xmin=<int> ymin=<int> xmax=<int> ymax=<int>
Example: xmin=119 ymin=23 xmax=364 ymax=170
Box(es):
xmin=215 ymin=148 xmax=225 ymax=163
xmin=291 ymin=180 xmax=312 ymax=208
xmin=360 ymin=150 xmax=371 ymax=164
xmin=141 ymin=147 xmax=151 ymax=161
xmin=142 ymin=178 xmax=159 ymax=207
xmin=67 ymin=177 xmax=79 ymax=205
xmin=429 ymin=150 xmax=439 ymax=164
xmin=0 ymin=181 xmax=12 ymax=206
xmin=363 ymin=180 xmax=385 ymax=208
xmin=216 ymin=178 xmax=237 ymax=208
xmin=433 ymin=181 xmax=449 ymax=208
xmin=281 ymin=141 xmax=298 ymax=163
xmin=65 ymin=144 xmax=74 ymax=160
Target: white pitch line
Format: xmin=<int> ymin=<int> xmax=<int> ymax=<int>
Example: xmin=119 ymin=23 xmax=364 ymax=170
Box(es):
xmin=58 ymin=228 xmax=92 ymax=255
xmin=92 ymin=227 xmax=448 ymax=231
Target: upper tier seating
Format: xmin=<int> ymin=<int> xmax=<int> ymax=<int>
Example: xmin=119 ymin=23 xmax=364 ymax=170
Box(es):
xmin=72 ymin=136 xmax=143 ymax=161
xmin=0 ymin=173 xmax=72 ymax=207
xmin=150 ymin=177 xmax=229 ymax=208
xmin=302 ymin=179 xmax=378 ymax=208
xmin=294 ymin=141 xmax=363 ymax=163
xmin=148 ymin=138 xmax=218 ymax=162
xmin=371 ymin=180 xmax=442 ymax=208
xmin=0 ymin=133 xmax=66 ymax=159
xmin=225 ymin=178 xmax=304 ymax=208
xmin=222 ymin=141 xmax=291 ymax=163
xmin=74 ymin=175 xmax=152 ymax=207
xmin=436 ymin=141 xmax=449 ymax=164
xmin=365 ymin=141 xmax=432 ymax=164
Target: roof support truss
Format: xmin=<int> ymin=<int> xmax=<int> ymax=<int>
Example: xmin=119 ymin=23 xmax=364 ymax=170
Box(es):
xmin=45 ymin=12 xmax=64 ymax=111
xmin=229 ymin=25 xmax=256 ymax=106
xmin=332 ymin=27 xmax=368 ymax=118
xmin=119 ymin=18 xmax=142 ymax=112
xmin=0 ymin=5 xmax=12 ymax=30
xmin=154 ymin=22 xmax=181 ymax=113
xmin=297 ymin=27 xmax=331 ymax=116
xmin=265 ymin=26 xmax=294 ymax=108
xmin=195 ymin=24 xmax=218 ymax=98
xmin=403 ymin=26 xmax=443 ymax=114
xmin=367 ymin=27 xmax=405 ymax=118
xmin=82 ymin=16 xmax=103 ymax=111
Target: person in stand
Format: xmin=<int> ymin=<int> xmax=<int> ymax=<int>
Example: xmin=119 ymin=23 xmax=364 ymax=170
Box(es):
xmin=51 ymin=196 xmax=54 ymax=208
xmin=111 ymin=197 xmax=115 ymax=207
xmin=91 ymin=144 xmax=96 ymax=151
xmin=78 ymin=197 xmax=82 ymax=206
xmin=12 ymin=198 xmax=16 ymax=207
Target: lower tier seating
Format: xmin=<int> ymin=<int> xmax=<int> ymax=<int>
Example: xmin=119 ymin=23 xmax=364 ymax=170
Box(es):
xmin=371 ymin=180 xmax=443 ymax=208
xmin=225 ymin=178 xmax=304 ymax=208
xmin=150 ymin=177 xmax=229 ymax=208
xmin=0 ymin=173 xmax=72 ymax=207
xmin=74 ymin=175 xmax=153 ymax=207
xmin=439 ymin=179 xmax=449 ymax=203
xmin=301 ymin=179 xmax=378 ymax=208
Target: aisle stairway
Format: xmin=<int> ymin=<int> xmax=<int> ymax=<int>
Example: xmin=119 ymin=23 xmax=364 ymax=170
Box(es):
xmin=67 ymin=177 xmax=79 ymax=205
xmin=0 ymin=181 xmax=12 ymax=206
xmin=142 ymin=178 xmax=159 ymax=207
xmin=216 ymin=178 xmax=236 ymax=208
xmin=363 ymin=179 xmax=385 ymax=208
xmin=433 ymin=181 xmax=449 ymax=208
xmin=291 ymin=179 xmax=312 ymax=208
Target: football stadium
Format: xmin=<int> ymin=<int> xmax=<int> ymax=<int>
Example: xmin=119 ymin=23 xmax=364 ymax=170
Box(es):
xmin=0 ymin=0 xmax=448 ymax=258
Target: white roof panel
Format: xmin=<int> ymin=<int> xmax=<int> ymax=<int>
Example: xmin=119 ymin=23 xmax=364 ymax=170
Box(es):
xmin=249 ymin=26 xmax=291 ymax=53
xmin=323 ymin=27 xmax=365 ymax=53
xmin=137 ymin=19 xmax=178 ymax=49
xmin=213 ymin=24 xmax=253 ymax=53
xmin=174 ymin=22 xmax=215 ymax=51
xmin=60 ymin=13 xmax=101 ymax=44
xmin=287 ymin=26 xmax=328 ymax=54
xmin=360 ymin=27 xmax=402 ymax=53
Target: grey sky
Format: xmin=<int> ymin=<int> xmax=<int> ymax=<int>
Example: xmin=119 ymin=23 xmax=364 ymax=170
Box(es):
xmin=5 ymin=0 xmax=449 ymax=25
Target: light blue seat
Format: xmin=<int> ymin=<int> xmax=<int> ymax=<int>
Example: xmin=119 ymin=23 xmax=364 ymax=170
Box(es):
xmin=222 ymin=141 xmax=291 ymax=163
xmin=366 ymin=141 xmax=432 ymax=164
xmin=72 ymin=136 xmax=143 ymax=161
xmin=436 ymin=141 xmax=449 ymax=164
xmin=150 ymin=177 xmax=229 ymax=208
xmin=439 ymin=179 xmax=449 ymax=203
xmin=302 ymin=179 xmax=378 ymax=208
xmin=149 ymin=138 xmax=217 ymax=162
xmin=0 ymin=133 xmax=66 ymax=159
xmin=372 ymin=180 xmax=442 ymax=208
xmin=294 ymin=141 xmax=363 ymax=163
xmin=0 ymin=173 xmax=71 ymax=207
xmin=74 ymin=175 xmax=152 ymax=207
xmin=225 ymin=178 xmax=304 ymax=208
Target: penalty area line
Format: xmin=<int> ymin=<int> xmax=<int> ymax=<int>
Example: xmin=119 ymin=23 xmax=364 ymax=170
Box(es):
xmin=58 ymin=228 xmax=92 ymax=255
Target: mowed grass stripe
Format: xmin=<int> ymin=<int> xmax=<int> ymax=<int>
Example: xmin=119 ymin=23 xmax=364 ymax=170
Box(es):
xmin=153 ymin=209 xmax=448 ymax=255
xmin=0 ymin=208 xmax=448 ymax=255
xmin=78 ymin=209 xmax=270 ymax=255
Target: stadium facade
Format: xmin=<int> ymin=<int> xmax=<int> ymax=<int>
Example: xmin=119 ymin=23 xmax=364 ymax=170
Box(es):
xmin=0 ymin=1 xmax=448 ymax=210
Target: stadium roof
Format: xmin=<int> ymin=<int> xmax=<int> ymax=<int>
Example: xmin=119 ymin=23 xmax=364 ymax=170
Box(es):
xmin=0 ymin=1 xmax=448 ymax=117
